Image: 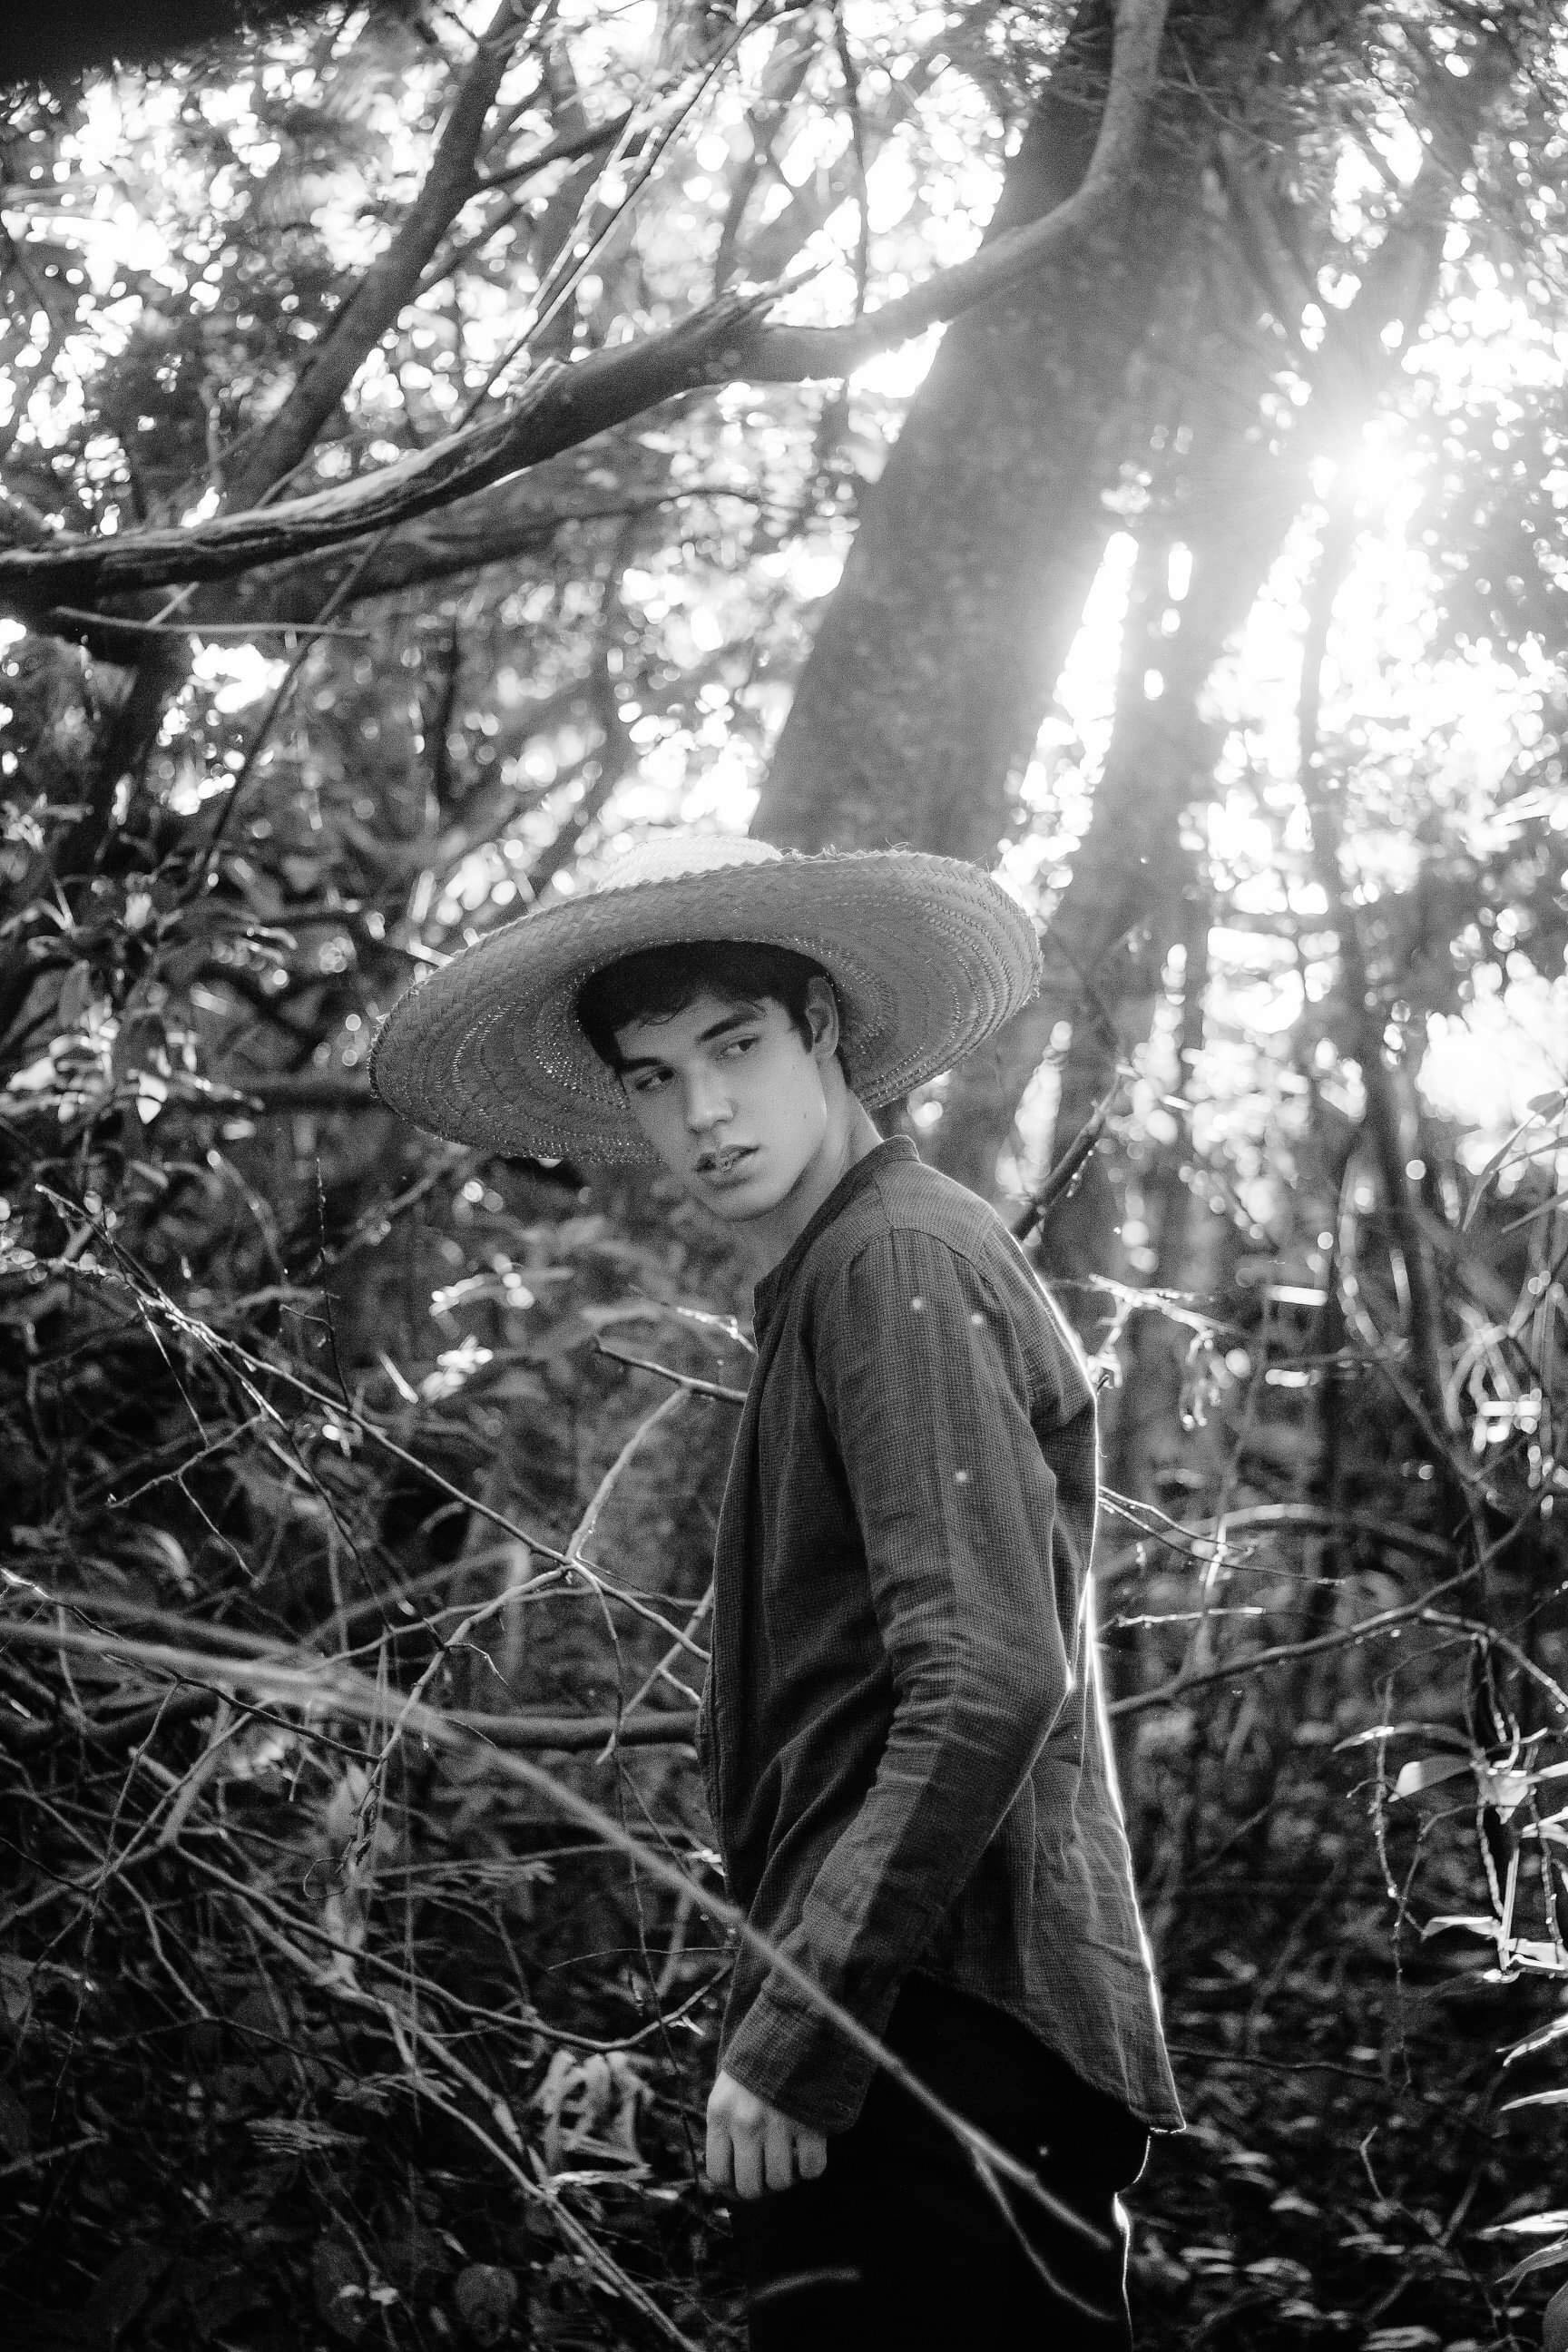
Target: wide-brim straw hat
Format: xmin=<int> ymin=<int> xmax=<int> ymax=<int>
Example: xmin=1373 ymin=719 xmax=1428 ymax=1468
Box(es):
xmin=370 ymin=834 xmax=1042 ymax=1164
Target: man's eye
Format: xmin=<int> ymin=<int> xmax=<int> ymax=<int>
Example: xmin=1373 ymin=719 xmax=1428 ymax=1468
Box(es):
xmin=720 ymin=1035 xmax=759 ymax=1059
xmin=630 ymin=1070 xmax=669 ymax=1094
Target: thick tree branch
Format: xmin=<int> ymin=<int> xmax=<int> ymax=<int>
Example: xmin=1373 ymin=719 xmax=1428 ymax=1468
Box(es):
xmin=0 ymin=0 xmax=1171 ymax=633
xmin=741 ymin=0 xmax=1171 ymax=378
xmin=0 ymin=293 xmax=771 ymax=617
xmin=229 ymin=473 xmax=750 ymax=624
xmin=225 ymin=0 xmax=534 ymax=510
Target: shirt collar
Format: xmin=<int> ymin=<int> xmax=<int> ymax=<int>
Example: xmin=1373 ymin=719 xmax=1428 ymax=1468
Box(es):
xmin=753 ymin=1134 xmax=919 ymax=1331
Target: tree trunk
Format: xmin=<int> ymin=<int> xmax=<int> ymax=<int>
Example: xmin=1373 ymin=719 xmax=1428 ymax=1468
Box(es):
xmin=1107 ymin=877 xmax=1211 ymax=1506
xmin=770 ymin=31 xmax=1500 ymax=1212
xmin=1027 ymin=401 xmax=1284 ymax=1280
xmin=751 ymin=0 xmax=1225 ymax=864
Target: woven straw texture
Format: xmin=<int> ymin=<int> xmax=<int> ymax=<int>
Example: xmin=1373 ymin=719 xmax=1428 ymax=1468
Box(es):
xmin=369 ymin=843 xmax=1042 ymax=1163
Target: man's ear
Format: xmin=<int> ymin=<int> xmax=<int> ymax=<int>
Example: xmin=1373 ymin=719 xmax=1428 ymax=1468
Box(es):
xmin=803 ymin=976 xmax=840 ymax=1060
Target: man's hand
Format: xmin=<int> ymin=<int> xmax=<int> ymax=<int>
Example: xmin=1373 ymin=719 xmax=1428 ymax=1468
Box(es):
xmin=705 ymin=2070 xmax=828 ymax=2200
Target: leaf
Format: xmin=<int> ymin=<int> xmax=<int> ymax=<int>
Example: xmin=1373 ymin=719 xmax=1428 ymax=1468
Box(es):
xmin=1243 ymin=2255 xmax=1312 ymax=2288
xmin=311 ymin=2239 xmax=368 ymax=2343
xmin=1477 ymin=1765 xmax=1534 ymax=1818
xmin=84 ymin=2246 xmax=167 ymax=2347
xmin=0 ymin=1956 xmax=34 ymax=2035
xmin=172 ymin=2258 xmax=270 ymax=2338
xmin=1394 ymin=1754 xmax=1473 ymax=1799
xmin=1492 ymin=1936 xmax=1568 ymax=1973
xmin=1501 ymin=2088 xmax=1568 ymax=2112
xmin=1504 ymin=2009 xmax=1568 ymax=2064
xmin=55 ymin=965 xmax=98 ymax=1036
xmin=1478 ymin=2209 xmax=1568 ymax=2239
xmin=1500 ymin=1188 xmax=1568 ymax=1237
xmin=0 ymin=2081 xmax=31 ymax=2158
xmin=1336 ymin=1720 xmax=1470 ymax=1753
xmin=1498 ymin=2239 xmax=1568 ymax=2288
xmin=453 ymin=2264 xmax=519 ymax=2346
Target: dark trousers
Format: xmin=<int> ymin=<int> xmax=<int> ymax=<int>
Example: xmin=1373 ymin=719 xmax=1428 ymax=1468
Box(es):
xmin=730 ymin=1976 xmax=1149 ymax=2350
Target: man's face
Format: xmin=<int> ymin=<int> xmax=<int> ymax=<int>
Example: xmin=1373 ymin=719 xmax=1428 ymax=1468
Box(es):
xmin=612 ymin=985 xmax=836 ymax=1226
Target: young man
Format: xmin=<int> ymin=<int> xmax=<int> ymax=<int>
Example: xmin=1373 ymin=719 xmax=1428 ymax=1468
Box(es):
xmin=372 ymin=833 xmax=1181 ymax=2349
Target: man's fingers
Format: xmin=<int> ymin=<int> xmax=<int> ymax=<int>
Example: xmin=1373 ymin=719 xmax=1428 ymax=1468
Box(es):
xmin=705 ymin=2104 xmax=734 ymax=2193
xmin=705 ymin=2073 xmax=828 ymax=2200
xmin=731 ymin=2121 xmax=766 ymax=2201
xmin=762 ymin=2111 xmax=796 ymax=2194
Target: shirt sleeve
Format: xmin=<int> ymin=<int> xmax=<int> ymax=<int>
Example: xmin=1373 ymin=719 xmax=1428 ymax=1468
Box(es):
xmin=719 ymin=1225 xmax=1093 ymax=2131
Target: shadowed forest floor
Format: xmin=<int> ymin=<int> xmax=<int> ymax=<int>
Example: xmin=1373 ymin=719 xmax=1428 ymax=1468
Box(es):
xmin=6 ymin=1731 xmax=1563 ymax=2352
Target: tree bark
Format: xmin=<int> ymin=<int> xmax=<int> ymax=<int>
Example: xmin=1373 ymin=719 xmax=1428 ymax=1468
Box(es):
xmin=1297 ymin=498 xmax=1453 ymax=1458
xmin=943 ymin=53 xmax=1501 ymax=1212
xmin=751 ymin=0 xmax=1207 ymax=862
xmin=1107 ymin=876 xmax=1210 ymax=1505
xmin=1024 ymin=411 xmax=1277 ymax=1275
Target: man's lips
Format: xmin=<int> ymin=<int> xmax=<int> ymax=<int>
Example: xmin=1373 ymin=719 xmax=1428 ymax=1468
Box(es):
xmin=696 ymin=1145 xmax=756 ymax=1178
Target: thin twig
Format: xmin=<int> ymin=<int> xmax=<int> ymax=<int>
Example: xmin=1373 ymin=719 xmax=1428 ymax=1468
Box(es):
xmin=47 ymin=606 xmax=370 ymax=642
xmin=3 ymin=0 xmax=1174 ymax=622
xmin=0 ymin=1613 xmax=1108 ymax=2249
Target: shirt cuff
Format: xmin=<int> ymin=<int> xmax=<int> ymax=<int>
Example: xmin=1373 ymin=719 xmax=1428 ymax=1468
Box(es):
xmin=720 ymin=1977 xmax=898 ymax=2136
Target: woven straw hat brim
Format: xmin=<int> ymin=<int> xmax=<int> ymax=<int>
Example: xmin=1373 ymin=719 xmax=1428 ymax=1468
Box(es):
xmin=369 ymin=849 xmax=1041 ymax=1163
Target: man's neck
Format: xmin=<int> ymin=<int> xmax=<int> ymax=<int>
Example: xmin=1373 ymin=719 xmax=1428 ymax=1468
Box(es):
xmin=739 ymin=1098 xmax=884 ymax=1281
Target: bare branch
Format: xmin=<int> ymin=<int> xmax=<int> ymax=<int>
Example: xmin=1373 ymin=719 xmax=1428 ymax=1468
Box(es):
xmin=0 ymin=292 xmax=770 ymax=617
xmin=0 ymin=0 xmax=1172 ymax=633
xmin=740 ymin=0 xmax=1171 ymax=378
xmin=226 ymin=0 xmax=535 ymax=510
xmin=203 ymin=1072 xmax=377 ymax=1112
xmin=477 ymin=106 xmax=633 ymax=192
xmin=230 ymin=475 xmax=756 ymax=626
xmin=48 ymin=603 xmax=369 ymax=648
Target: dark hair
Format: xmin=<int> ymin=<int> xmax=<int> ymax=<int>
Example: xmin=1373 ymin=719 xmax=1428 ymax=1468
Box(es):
xmin=575 ymin=940 xmax=838 ymax=1074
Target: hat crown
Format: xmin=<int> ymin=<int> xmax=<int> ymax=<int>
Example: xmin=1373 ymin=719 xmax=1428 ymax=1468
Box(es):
xmin=593 ymin=832 xmax=780 ymax=896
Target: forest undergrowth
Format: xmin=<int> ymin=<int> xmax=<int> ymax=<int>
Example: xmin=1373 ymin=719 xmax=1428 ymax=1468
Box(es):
xmin=4 ymin=1115 xmax=1567 ymax=2352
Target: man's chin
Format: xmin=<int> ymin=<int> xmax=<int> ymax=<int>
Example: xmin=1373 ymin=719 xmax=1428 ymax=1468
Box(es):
xmin=685 ymin=1164 xmax=786 ymax=1221
xmin=696 ymin=1183 xmax=776 ymax=1223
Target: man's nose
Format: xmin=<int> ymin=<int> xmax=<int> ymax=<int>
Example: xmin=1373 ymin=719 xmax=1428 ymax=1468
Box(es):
xmin=682 ymin=1068 xmax=730 ymax=1132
